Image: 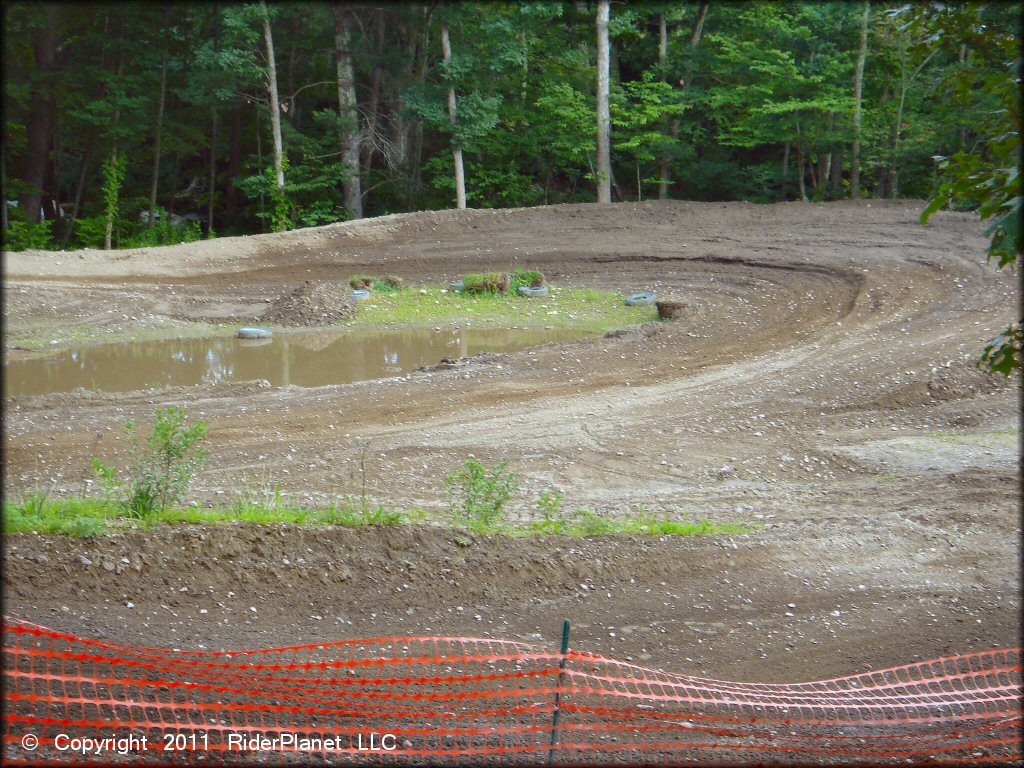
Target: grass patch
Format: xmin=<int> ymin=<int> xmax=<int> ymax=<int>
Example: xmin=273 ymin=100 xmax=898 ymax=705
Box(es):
xmin=2 ymin=493 xmax=421 ymax=536
xmin=2 ymin=495 xmax=750 ymax=539
xmin=517 ymin=506 xmax=753 ymax=538
xmin=345 ymin=285 xmax=657 ymax=331
xmin=925 ymin=428 xmax=1019 ymax=447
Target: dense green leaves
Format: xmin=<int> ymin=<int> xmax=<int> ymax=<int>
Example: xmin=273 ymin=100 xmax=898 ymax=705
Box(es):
xmin=1 ymin=1 xmax=1016 ymax=238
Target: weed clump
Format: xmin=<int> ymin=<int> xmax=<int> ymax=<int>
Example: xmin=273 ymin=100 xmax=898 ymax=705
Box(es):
xmin=92 ymin=407 xmax=208 ymax=519
xmin=445 ymin=459 xmax=519 ymax=531
xmin=349 ymin=275 xmax=375 ymax=289
xmin=511 ymin=268 xmax=545 ymax=291
xmin=462 ymin=271 xmax=510 ymax=294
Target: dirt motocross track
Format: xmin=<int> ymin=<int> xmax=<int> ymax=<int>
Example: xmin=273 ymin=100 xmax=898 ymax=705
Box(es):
xmin=3 ymin=199 xmax=1021 ymax=684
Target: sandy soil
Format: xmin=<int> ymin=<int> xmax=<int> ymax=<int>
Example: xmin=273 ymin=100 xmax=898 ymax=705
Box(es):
xmin=2 ymin=199 xmax=1020 ymax=686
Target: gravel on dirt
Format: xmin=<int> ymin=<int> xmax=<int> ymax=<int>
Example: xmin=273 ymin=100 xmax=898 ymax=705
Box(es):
xmin=2 ymin=199 xmax=1020 ymax=685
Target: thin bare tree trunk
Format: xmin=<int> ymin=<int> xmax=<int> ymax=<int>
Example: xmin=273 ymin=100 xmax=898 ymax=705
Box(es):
xmin=167 ymin=152 xmax=178 ymax=219
xmin=596 ymin=0 xmax=611 ymax=204
xmin=690 ymin=1 xmax=710 ymax=46
xmin=658 ymin=1 xmax=709 ymax=201
xmin=333 ymin=4 xmax=362 ymax=219
xmin=361 ymin=12 xmax=385 ymax=170
xmin=781 ymin=140 xmax=790 ymax=199
xmin=20 ymin=3 xmax=58 ymax=225
xmin=60 ymin=148 xmax=90 ymax=246
xmin=850 ymin=0 xmax=869 ymax=199
xmin=657 ymin=13 xmax=669 ymax=200
xmin=796 ymin=120 xmax=808 ymax=203
xmin=440 ymin=7 xmax=466 ymax=209
xmin=104 ymin=139 xmax=119 ymax=250
xmin=225 ymin=109 xmax=241 ymax=222
xmin=147 ymin=8 xmax=171 ymax=228
xmin=104 ymin=44 xmax=124 ymax=251
xmin=797 ymin=147 xmax=807 ymax=203
xmin=1 ymin=147 xmax=8 ymax=231
xmin=830 ymin=146 xmax=843 ymax=195
xmin=260 ymin=0 xmax=286 ymax=229
xmin=206 ymin=106 xmax=217 ymax=237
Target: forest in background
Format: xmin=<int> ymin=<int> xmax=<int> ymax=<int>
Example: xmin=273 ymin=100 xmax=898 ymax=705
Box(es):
xmin=1 ymin=1 xmax=1018 ymax=252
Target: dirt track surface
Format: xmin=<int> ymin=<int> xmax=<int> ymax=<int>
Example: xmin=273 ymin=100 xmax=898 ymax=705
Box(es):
xmin=3 ymin=200 xmax=1021 ymax=685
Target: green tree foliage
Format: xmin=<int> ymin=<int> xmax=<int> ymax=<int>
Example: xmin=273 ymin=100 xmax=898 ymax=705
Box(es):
xmin=0 ymin=1 xmax=1015 ymax=240
xmin=907 ymin=2 xmax=1021 ymax=374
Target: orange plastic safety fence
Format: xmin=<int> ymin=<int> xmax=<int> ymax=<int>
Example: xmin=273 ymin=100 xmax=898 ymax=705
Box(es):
xmin=2 ymin=618 xmax=1020 ymax=765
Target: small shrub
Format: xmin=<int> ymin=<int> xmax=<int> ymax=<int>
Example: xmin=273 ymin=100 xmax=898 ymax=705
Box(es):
xmin=381 ymin=275 xmax=404 ymax=289
xmin=530 ymin=491 xmax=567 ymax=535
xmin=511 ymin=268 xmax=545 ymax=292
xmin=70 ymin=216 xmax=110 ymax=249
xmin=121 ymin=209 xmax=204 ymax=248
xmin=2 ymin=220 xmax=55 ymax=251
xmin=349 ymin=274 xmax=375 ymax=289
xmin=462 ymin=271 xmax=510 ymax=294
xmin=445 ymin=459 xmax=519 ymax=532
xmin=93 ymin=407 xmax=208 ymax=519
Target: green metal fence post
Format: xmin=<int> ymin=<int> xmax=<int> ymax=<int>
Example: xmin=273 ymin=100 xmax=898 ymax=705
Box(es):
xmin=547 ymin=620 xmax=571 ymax=765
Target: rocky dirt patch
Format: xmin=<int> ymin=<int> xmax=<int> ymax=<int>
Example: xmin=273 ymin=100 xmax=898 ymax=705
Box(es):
xmin=260 ymin=280 xmax=355 ymax=327
xmin=2 ymin=199 xmax=1020 ymax=687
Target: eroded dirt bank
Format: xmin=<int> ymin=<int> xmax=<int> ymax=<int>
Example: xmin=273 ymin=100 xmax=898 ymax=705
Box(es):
xmin=2 ymin=199 xmax=1020 ymax=682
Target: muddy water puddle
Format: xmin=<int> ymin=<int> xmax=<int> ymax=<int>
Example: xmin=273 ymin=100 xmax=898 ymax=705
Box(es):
xmin=4 ymin=326 xmax=591 ymax=397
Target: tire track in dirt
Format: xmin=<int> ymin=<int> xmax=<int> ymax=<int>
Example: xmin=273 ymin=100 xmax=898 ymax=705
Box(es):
xmin=3 ymin=200 xmax=1019 ymax=686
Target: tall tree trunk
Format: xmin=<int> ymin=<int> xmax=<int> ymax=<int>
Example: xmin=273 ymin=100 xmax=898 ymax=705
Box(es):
xmin=830 ymin=146 xmax=843 ymax=196
xmin=361 ymin=11 xmax=385 ymax=171
xmin=796 ymin=120 xmax=808 ymax=203
xmin=167 ymin=152 xmax=179 ymax=218
xmin=440 ymin=7 xmax=466 ymax=209
xmin=690 ymin=0 xmax=710 ymax=46
xmin=657 ymin=1 xmax=709 ymax=201
xmin=595 ymin=0 xmax=611 ymax=204
xmin=225 ymin=109 xmax=241 ymax=223
xmin=260 ymin=0 xmax=286 ymax=229
xmin=61 ymin=147 xmax=90 ymax=247
xmin=255 ymin=109 xmax=265 ymax=229
xmin=49 ymin=129 xmax=61 ymax=223
xmin=797 ymin=147 xmax=808 ymax=203
xmin=20 ymin=3 xmax=58 ymax=225
xmin=2 ymin=146 xmax=8 ymax=231
xmin=206 ymin=106 xmax=217 ymax=237
xmin=781 ymin=141 xmax=790 ymax=199
xmin=850 ymin=0 xmax=869 ymax=199
xmin=657 ymin=13 xmax=669 ymax=200
xmin=104 ymin=39 xmax=125 ymax=252
xmin=104 ymin=139 xmax=119 ymax=251
xmin=890 ymin=31 xmax=908 ymax=200
xmin=406 ymin=5 xmax=434 ymax=211
xmin=147 ymin=8 xmax=171 ymax=228
xmin=333 ymin=4 xmax=362 ymax=219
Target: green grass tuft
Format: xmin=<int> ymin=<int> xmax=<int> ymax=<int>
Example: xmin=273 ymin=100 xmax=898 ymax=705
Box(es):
xmin=346 ymin=285 xmax=657 ymax=331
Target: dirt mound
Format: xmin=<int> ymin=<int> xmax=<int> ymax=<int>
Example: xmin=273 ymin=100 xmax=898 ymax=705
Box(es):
xmin=260 ymin=281 xmax=355 ymax=327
